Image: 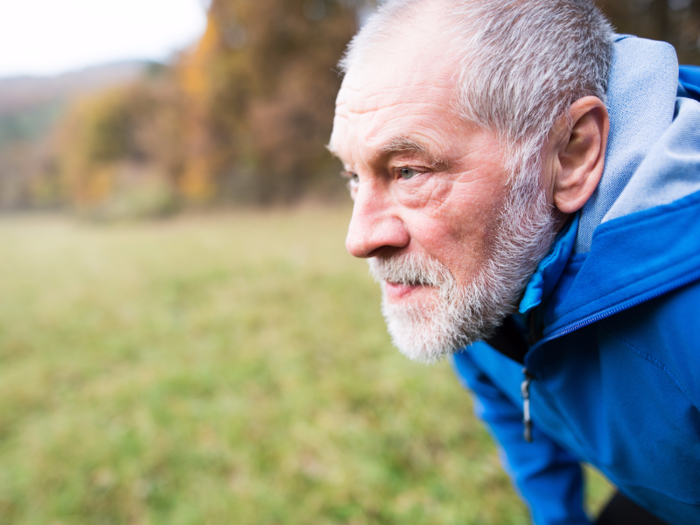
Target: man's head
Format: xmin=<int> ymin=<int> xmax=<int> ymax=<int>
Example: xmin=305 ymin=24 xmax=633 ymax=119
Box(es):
xmin=328 ymin=0 xmax=613 ymax=362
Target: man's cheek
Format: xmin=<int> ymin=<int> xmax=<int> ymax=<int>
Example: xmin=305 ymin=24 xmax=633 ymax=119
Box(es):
xmin=414 ymin=179 xmax=488 ymax=231
xmin=392 ymin=177 xmax=455 ymax=215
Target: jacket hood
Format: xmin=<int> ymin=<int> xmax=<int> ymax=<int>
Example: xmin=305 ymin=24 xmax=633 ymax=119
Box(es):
xmin=575 ymin=35 xmax=698 ymax=253
xmin=521 ymin=35 xmax=700 ymax=340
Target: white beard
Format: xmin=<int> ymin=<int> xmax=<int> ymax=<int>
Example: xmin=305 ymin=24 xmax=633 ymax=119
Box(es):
xmin=368 ymin=172 xmax=558 ymax=364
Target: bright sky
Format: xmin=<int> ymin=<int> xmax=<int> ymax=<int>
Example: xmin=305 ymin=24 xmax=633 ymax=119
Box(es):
xmin=0 ymin=0 xmax=208 ymax=78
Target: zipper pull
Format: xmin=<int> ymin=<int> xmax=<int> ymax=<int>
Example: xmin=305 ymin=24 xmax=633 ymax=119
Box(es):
xmin=521 ymin=368 xmax=534 ymax=443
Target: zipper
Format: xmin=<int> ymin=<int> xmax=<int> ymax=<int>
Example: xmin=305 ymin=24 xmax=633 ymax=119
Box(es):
xmin=518 ymin=269 xmax=700 ymax=444
xmin=521 ymin=368 xmax=534 ymax=442
xmin=536 ymin=269 xmax=700 ymax=348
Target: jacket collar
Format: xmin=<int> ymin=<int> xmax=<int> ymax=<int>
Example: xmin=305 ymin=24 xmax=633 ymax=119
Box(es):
xmin=518 ymin=213 xmax=578 ymax=317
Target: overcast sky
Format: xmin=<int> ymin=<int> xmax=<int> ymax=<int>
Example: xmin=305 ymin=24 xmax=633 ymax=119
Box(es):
xmin=0 ymin=0 xmax=208 ymax=78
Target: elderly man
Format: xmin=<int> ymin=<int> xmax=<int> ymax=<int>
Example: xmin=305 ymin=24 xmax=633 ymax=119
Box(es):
xmin=328 ymin=0 xmax=700 ymax=524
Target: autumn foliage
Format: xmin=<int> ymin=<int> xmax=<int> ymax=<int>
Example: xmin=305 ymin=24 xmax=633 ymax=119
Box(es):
xmin=1 ymin=0 xmax=699 ymax=215
xmin=176 ymin=0 xmax=357 ymax=205
xmin=41 ymin=0 xmax=358 ymax=215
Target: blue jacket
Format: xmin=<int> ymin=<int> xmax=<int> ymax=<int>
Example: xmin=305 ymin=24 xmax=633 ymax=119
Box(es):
xmin=452 ymin=36 xmax=700 ymax=525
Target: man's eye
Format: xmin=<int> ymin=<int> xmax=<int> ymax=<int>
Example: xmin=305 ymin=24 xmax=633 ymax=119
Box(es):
xmin=342 ymin=171 xmax=359 ymax=196
xmin=399 ymin=168 xmax=420 ymax=180
xmin=341 ymin=171 xmax=359 ymax=184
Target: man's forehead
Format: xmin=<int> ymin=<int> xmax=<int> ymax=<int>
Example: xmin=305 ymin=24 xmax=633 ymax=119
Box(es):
xmin=338 ymin=25 xmax=456 ymax=107
xmin=330 ymin=41 xmax=457 ymax=163
xmin=336 ymin=71 xmax=453 ymax=116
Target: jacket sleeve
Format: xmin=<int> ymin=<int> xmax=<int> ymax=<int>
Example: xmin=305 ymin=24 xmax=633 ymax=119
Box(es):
xmin=452 ymin=349 xmax=592 ymax=525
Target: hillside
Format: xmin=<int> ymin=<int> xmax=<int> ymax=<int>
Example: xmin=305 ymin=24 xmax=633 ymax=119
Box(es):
xmin=0 ymin=61 xmax=149 ymax=146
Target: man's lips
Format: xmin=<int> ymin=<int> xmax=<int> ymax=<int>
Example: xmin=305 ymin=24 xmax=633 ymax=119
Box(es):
xmin=384 ymin=281 xmax=434 ymax=301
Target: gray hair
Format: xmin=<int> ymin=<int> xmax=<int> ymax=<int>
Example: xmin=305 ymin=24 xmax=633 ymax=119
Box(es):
xmin=340 ymin=0 xmax=614 ymax=180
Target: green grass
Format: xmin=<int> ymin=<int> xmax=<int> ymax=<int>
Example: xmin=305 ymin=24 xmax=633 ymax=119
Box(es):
xmin=0 ymin=207 xmax=613 ymax=524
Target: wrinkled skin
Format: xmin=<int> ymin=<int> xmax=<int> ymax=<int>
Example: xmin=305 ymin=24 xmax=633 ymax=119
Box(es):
xmin=328 ymin=19 xmax=514 ymax=312
xmin=328 ymin=7 xmax=608 ymax=351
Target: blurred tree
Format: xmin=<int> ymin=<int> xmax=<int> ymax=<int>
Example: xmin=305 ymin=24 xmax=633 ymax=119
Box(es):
xmin=178 ymin=0 xmax=357 ymax=205
xmin=52 ymin=69 xmax=185 ymax=215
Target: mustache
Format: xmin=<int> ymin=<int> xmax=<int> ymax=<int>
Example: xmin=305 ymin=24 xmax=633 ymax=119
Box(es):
xmin=367 ymin=253 xmax=455 ymax=288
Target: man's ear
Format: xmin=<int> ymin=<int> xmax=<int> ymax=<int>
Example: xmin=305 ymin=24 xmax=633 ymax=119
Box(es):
xmin=552 ymin=96 xmax=609 ymax=214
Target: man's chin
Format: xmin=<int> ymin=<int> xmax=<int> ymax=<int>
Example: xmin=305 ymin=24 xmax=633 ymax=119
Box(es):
xmin=381 ymin=298 xmax=462 ymax=364
xmin=368 ymin=251 xmax=514 ymax=364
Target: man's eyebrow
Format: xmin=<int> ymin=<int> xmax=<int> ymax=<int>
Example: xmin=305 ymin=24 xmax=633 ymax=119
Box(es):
xmin=377 ymin=136 xmax=450 ymax=169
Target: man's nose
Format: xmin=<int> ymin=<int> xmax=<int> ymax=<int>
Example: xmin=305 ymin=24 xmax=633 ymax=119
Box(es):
xmin=345 ymin=181 xmax=409 ymax=258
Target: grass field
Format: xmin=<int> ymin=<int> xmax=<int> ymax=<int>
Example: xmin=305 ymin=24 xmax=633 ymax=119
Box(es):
xmin=0 ymin=207 xmax=612 ymax=524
